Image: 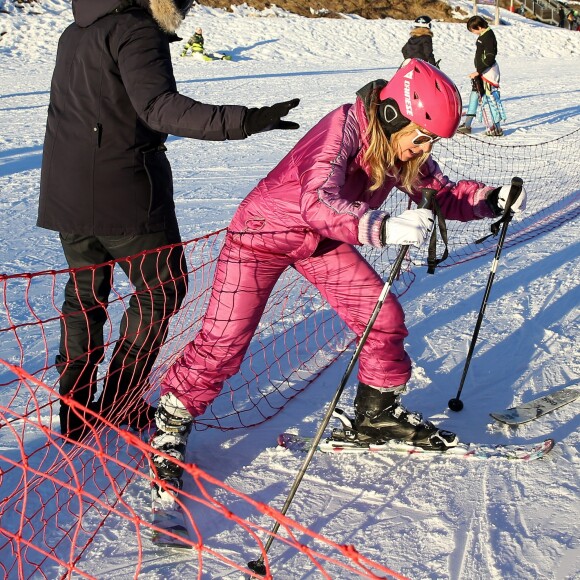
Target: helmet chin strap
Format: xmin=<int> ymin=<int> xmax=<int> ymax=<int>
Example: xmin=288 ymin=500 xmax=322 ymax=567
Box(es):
xmin=378 ymin=98 xmax=411 ymax=138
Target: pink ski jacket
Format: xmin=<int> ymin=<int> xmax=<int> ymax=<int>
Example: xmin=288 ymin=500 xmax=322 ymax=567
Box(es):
xmin=229 ymin=97 xmax=495 ymax=260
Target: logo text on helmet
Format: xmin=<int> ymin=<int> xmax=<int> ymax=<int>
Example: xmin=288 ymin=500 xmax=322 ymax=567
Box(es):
xmin=403 ymin=80 xmax=413 ymax=116
xmin=402 ymin=69 xmax=414 ymax=116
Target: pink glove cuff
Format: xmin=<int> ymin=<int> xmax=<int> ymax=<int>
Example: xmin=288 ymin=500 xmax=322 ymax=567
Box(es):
xmin=358 ymin=210 xmax=388 ymax=247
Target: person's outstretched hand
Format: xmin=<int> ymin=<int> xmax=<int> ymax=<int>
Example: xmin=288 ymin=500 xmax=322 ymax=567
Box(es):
xmin=243 ymin=99 xmax=300 ymax=136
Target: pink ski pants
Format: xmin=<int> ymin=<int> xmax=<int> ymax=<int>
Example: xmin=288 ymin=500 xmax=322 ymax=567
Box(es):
xmin=161 ymin=232 xmax=411 ymax=416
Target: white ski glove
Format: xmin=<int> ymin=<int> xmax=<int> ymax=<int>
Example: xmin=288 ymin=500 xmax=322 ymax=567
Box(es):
xmin=487 ymin=185 xmax=527 ymax=215
xmin=380 ymin=208 xmax=434 ymax=247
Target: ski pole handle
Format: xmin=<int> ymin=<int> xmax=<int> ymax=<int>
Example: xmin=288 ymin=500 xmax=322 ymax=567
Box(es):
xmin=501 ymin=176 xmax=524 ymax=217
xmin=476 ymin=176 xmax=524 ymax=244
xmin=418 ymin=187 xmax=436 ymax=210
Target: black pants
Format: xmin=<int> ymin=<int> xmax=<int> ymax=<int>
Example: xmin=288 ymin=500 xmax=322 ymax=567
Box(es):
xmin=56 ymin=226 xmax=187 ymax=437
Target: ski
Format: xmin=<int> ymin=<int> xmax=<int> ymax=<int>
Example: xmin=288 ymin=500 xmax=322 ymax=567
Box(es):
xmin=150 ymin=479 xmax=192 ymax=549
xmin=277 ymin=431 xmax=555 ymax=461
xmin=490 ymin=386 xmax=579 ymax=425
xmin=181 ymin=51 xmax=232 ymax=61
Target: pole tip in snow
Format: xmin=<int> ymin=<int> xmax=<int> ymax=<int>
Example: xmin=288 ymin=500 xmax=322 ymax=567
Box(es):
xmin=246 ymin=559 xmax=267 ymax=578
xmin=448 ymin=398 xmax=464 ymax=412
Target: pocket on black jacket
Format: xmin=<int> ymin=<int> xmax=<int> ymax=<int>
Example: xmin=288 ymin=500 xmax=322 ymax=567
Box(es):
xmin=142 ymin=145 xmax=174 ymax=223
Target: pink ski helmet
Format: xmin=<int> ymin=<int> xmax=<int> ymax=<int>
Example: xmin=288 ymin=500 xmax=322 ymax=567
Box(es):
xmin=379 ymin=59 xmax=462 ymax=138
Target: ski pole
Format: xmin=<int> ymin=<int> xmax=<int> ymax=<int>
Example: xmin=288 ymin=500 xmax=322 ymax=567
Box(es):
xmin=246 ymin=189 xmax=435 ymax=579
xmin=473 ymin=76 xmax=501 ymax=136
xmin=448 ymin=177 xmax=523 ymax=412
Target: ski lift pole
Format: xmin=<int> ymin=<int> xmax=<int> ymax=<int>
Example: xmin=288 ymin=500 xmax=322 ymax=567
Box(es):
xmin=246 ymin=189 xmax=435 ymax=579
xmin=448 ymin=177 xmax=523 ymax=412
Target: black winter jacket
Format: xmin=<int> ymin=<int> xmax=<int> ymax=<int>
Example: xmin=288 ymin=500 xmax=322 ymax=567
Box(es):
xmin=474 ymin=28 xmax=498 ymax=75
xmin=38 ymin=0 xmax=247 ymax=235
xmin=401 ymin=29 xmax=437 ymax=67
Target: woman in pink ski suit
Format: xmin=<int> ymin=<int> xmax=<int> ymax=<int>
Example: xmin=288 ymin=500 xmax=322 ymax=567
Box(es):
xmin=151 ymin=60 xmax=526 ymax=476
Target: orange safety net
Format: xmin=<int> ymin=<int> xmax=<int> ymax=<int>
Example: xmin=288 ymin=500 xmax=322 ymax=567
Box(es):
xmin=0 ymin=131 xmax=578 ymax=578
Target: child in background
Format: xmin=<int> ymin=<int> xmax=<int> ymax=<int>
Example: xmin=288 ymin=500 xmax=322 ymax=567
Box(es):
xmin=181 ymin=27 xmax=204 ymax=57
xmin=180 ymin=27 xmax=232 ymax=61
xmin=401 ymin=16 xmax=439 ymax=68
xmin=458 ymin=15 xmax=506 ymax=137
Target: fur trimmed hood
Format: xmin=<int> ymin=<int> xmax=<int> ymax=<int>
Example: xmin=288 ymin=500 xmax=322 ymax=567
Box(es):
xmin=72 ymin=0 xmax=184 ymax=33
xmin=149 ymin=0 xmax=184 ymax=34
xmin=410 ymin=27 xmax=433 ymax=38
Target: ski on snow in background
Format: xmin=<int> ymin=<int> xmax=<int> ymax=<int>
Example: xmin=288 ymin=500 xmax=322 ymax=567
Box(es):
xmin=490 ymin=386 xmax=579 ymax=426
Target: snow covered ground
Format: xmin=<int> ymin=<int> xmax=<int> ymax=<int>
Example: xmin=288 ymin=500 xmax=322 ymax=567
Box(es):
xmin=1 ymin=1 xmax=579 ymax=579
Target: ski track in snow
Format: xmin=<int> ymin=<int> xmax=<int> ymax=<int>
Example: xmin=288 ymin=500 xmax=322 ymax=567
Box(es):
xmin=1 ymin=1 xmax=580 ymax=579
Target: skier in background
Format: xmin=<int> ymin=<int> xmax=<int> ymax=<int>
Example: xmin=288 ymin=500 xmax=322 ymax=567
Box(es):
xmin=37 ymin=0 xmax=301 ymax=442
xmin=181 ymin=27 xmax=204 ymax=56
xmin=401 ymin=15 xmax=439 ymax=68
xmin=458 ymin=15 xmax=506 ymax=137
xmin=180 ymin=26 xmax=231 ymax=60
xmin=559 ymin=6 xmax=566 ymax=28
xmin=148 ymin=60 xmax=527 ymax=492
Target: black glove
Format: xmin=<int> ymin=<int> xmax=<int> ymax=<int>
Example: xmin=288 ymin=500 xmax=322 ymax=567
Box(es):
xmin=471 ymin=76 xmax=485 ymax=96
xmin=243 ymin=99 xmax=300 ymax=137
xmin=486 ymin=187 xmax=502 ymax=216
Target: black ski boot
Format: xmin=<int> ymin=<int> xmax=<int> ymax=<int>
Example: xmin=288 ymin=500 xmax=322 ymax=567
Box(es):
xmin=119 ymin=399 xmax=157 ymax=432
xmin=150 ymin=394 xmax=193 ymax=480
xmin=354 ymin=383 xmax=458 ymax=450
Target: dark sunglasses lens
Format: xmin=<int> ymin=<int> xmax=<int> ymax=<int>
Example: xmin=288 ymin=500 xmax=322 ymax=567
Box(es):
xmin=414 ymin=135 xmax=432 ymax=145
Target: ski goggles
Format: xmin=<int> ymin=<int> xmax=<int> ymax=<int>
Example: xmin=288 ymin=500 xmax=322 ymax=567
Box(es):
xmin=411 ymin=128 xmax=441 ymax=146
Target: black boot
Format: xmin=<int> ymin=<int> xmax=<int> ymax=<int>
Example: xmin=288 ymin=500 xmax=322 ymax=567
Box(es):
xmin=354 ymin=383 xmax=458 ymax=450
xmin=120 ymin=399 xmax=157 ymax=432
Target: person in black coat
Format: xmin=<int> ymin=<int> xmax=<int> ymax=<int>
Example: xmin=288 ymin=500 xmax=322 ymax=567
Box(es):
xmin=401 ymin=15 xmax=439 ymax=68
xmin=38 ymin=0 xmax=300 ymax=441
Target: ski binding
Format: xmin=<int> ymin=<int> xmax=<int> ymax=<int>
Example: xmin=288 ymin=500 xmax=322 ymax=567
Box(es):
xmin=277 ymin=408 xmax=555 ymax=461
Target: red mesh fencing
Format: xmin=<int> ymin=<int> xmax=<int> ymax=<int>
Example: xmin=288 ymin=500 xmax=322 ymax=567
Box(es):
xmin=0 ymin=130 xmax=578 ymax=578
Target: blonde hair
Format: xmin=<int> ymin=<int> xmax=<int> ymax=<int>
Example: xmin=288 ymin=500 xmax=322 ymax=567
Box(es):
xmin=363 ymin=92 xmax=430 ymax=192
